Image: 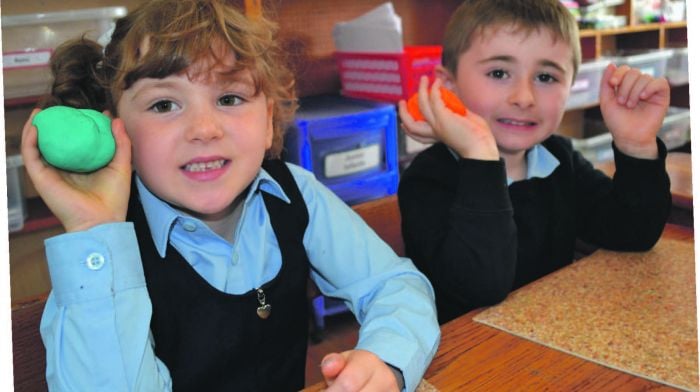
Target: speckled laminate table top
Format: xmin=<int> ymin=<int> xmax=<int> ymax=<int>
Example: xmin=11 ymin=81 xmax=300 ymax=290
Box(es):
xmin=474 ymin=237 xmax=698 ymax=391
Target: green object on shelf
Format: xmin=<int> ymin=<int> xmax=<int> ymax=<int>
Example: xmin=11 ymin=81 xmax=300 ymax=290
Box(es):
xmin=32 ymin=106 xmax=115 ymax=173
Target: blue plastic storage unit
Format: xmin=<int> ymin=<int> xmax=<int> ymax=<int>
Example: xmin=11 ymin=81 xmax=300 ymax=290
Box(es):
xmin=284 ymin=95 xmax=399 ymax=205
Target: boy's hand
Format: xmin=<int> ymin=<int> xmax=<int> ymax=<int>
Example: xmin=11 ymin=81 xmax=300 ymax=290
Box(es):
xmin=320 ymin=350 xmax=400 ymax=391
xmin=21 ymin=108 xmax=133 ymax=233
xmin=599 ymin=63 xmax=670 ymax=159
xmin=398 ymin=76 xmax=499 ymax=161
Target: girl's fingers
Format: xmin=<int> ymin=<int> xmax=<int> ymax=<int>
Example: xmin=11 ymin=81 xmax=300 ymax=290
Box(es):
xmin=109 ymin=118 xmax=132 ymax=170
xmin=20 ymin=109 xmax=51 ymax=178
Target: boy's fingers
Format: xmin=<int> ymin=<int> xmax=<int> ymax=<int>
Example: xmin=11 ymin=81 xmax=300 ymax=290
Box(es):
xmin=417 ymin=76 xmax=434 ymax=124
xmin=614 ymin=67 xmax=641 ymax=105
xmin=599 ymin=63 xmax=617 ymax=104
xmin=625 ymin=74 xmax=652 ymax=108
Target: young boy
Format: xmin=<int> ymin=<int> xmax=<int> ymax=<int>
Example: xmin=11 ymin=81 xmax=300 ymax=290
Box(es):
xmin=398 ymin=0 xmax=672 ymax=324
xmin=21 ymin=1 xmax=439 ymax=390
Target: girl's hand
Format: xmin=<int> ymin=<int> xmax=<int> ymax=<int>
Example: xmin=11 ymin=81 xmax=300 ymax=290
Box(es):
xmin=398 ymin=76 xmax=498 ymax=161
xmin=599 ymin=63 xmax=670 ymax=159
xmin=21 ymin=108 xmax=133 ymax=232
xmin=320 ymin=350 xmax=399 ymax=391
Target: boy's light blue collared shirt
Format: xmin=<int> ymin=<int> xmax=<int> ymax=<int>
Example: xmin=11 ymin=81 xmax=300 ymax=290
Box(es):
xmin=40 ymin=163 xmax=439 ymax=392
xmin=508 ymin=143 xmax=560 ymax=185
xmin=449 ymin=143 xmax=560 ymax=184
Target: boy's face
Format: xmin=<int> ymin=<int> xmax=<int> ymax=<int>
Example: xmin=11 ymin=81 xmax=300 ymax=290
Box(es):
xmin=446 ymin=24 xmax=574 ymax=158
xmin=117 ymin=52 xmax=274 ymax=222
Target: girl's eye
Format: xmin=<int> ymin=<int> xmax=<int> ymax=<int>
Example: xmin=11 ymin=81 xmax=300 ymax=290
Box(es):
xmin=149 ymin=100 xmax=179 ymax=113
xmin=218 ymin=94 xmax=244 ymax=106
xmin=537 ymin=73 xmax=558 ymax=83
xmin=487 ymin=69 xmax=508 ymax=80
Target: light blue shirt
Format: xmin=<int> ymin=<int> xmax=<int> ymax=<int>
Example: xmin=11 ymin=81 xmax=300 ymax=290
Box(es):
xmin=507 ymin=143 xmax=560 ymax=185
xmin=448 ymin=143 xmax=560 ymax=185
xmin=40 ymin=163 xmax=440 ymax=392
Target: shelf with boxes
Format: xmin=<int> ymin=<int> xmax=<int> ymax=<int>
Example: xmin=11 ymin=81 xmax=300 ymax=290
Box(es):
xmin=1 ymin=6 xmax=127 ymax=105
xmin=284 ymin=95 xmax=400 ymax=205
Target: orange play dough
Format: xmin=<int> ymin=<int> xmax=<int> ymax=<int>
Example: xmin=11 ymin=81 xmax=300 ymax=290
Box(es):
xmin=407 ymin=87 xmax=467 ymax=121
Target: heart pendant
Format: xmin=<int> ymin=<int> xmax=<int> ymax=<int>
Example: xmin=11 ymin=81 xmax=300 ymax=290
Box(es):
xmin=257 ymin=304 xmax=272 ymax=319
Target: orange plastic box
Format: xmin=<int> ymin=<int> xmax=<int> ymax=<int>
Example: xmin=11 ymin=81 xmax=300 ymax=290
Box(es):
xmin=335 ymin=45 xmax=442 ymax=102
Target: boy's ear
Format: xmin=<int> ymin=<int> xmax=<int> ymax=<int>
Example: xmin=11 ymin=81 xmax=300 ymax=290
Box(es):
xmin=435 ymin=65 xmax=457 ymax=91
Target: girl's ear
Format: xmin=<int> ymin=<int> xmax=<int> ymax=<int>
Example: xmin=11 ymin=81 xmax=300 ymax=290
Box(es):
xmin=435 ymin=65 xmax=457 ymax=91
xmin=265 ymin=99 xmax=274 ymax=149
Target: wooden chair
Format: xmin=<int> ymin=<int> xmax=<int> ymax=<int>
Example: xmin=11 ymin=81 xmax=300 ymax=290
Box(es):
xmin=309 ymin=195 xmax=405 ymax=333
xmin=351 ymin=194 xmax=405 ymax=257
xmin=11 ymin=294 xmax=48 ymax=392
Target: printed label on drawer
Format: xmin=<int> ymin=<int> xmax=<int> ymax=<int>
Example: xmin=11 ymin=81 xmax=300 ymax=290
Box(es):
xmin=571 ymin=78 xmax=590 ymax=92
xmin=3 ymin=50 xmax=52 ymax=70
xmin=324 ymin=144 xmax=381 ymax=178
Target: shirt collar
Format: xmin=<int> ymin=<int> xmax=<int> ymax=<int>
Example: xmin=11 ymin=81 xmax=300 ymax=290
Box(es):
xmin=447 ymin=143 xmax=559 ymax=185
xmin=509 ymin=143 xmax=560 ymax=185
xmin=135 ymin=167 xmax=291 ymax=257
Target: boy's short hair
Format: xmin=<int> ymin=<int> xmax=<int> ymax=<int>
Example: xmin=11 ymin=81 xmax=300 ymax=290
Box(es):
xmin=442 ymin=0 xmax=581 ymax=81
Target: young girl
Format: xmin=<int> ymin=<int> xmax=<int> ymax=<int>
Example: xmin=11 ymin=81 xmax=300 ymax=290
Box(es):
xmin=21 ymin=1 xmax=439 ymax=390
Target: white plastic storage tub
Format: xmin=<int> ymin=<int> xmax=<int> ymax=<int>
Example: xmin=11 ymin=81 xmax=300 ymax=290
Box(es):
xmin=666 ymin=47 xmax=689 ymax=85
xmin=6 ymin=154 xmax=27 ymax=233
xmin=565 ymin=58 xmax=609 ymax=110
xmin=611 ymin=49 xmax=673 ymax=79
xmin=572 ymin=106 xmax=691 ymax=164
xmin=2 ymin=7 xmax=127 ymax=100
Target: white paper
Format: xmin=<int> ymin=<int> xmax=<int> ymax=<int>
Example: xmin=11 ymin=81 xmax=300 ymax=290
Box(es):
xmin=333 ymin=2 xmax=403 ymax=53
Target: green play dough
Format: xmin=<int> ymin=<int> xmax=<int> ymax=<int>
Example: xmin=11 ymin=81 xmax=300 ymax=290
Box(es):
xmin=32 ymin=106 xmax=115 ymax=173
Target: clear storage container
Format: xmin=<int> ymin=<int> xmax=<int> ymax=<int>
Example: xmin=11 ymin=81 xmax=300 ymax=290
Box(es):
xmin=565 ymin=58 xmax=609 ymax=110
xmin=666 ymin=47 xmax=689 ymax=86
xmin=572 ymin=106 xmax=691 ymax=163
xmin=611 ymin=49 xmax=673 ymax=79
xmin=6 ymin=154 xmax=27 ymax=233
xmin=2 ymin=7 xmax=127 ymax=100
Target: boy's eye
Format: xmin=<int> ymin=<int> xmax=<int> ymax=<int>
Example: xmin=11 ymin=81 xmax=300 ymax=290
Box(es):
xmin=487 ymin=69 xmax=508 ymax=79
xmin=537 ymin=73 xmax=558 ymax=83
xmin=218 ymin=94 xmax=244 ymax=106
xmin=149 ymin=100 xmax=179 ymax=113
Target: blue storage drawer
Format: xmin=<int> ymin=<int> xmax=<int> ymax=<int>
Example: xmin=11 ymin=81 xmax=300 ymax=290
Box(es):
xmin=284 ymin=95 xmax=399 ymax=205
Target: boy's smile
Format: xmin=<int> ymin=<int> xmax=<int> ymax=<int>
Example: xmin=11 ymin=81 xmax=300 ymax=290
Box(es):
xmin=117 ymin=53 xmax=273 ymax=224
xmin=448 ymin=24 xmax=575 ymax=166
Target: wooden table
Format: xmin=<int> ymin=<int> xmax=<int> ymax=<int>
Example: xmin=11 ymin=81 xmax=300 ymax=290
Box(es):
xmin=425 ymin=224 xmax=694 ymax=392
xmin=303 ymin=225 xmax=694 ymax=391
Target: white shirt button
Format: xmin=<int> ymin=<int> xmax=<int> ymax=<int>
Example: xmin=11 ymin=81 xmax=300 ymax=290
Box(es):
xmin=182 ymin=221 xmax=197 ymax=232
xmin=231 ymin=252 xmax=239 ymax=265
xmin=86 ymin=253 xmax=105 ymax=270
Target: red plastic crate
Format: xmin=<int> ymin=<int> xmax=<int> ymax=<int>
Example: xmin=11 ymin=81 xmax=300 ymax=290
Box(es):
xmin=335 ymin=45 xmax=442 ymax=102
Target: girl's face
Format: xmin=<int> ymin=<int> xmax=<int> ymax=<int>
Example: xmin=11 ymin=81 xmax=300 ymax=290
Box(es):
xmin=447 ymin=25 xmax=574 ymax=163
xmin=117 ymin=52 xmax=273 ymax=223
